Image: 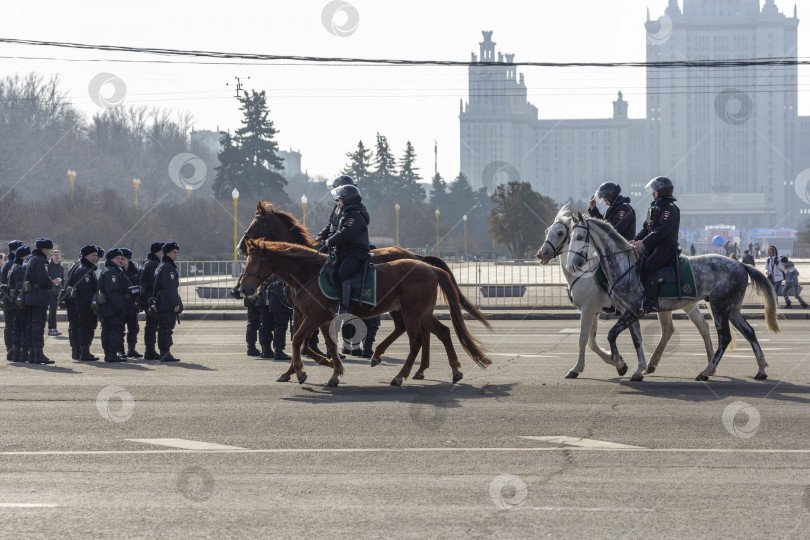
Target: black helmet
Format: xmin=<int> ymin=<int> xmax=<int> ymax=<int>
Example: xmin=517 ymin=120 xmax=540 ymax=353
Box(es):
xmin=595 ymin=182 xmax=621 ymax=204
xmin=645 ymin=176 xmax=674 ymax=198
xmin=331 ymin=175 xmax=356 ymax=189
xmin=335 ymin=185 xmax=362 ymax=205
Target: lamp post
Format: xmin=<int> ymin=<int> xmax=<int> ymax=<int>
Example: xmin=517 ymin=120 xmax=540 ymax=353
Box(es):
xmin=301 ymin=194 xmax=308 ymax=228
xmin=232 ymin=188 xmax=239 ymax=262
xmin=462 ymin=214 xmax=468 ymax=255
xmin=132 ymin=178 xmax=141 ymax=212
xmin=394 ymin=202 xmax=401 ymax=247
xmin=185 ymin=185 xmax=192 ymax=202
xmin=67 ymin=169 xmax=77 ymax=200
xmin=435 ymin=208 xmax=440 ymax=253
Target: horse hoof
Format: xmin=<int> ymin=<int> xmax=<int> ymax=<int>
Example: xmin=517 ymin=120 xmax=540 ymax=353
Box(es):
xmin=390 ymin=378 xmax=402 ymax=386
xmin=297 ymin=372 xmax=308 ymax=384
xmin=452 ymin=372 xmax=463 ymax=384
xmin=646 ymin=366 xmax=656 ymax=374
xmin=696 ymin=374 xmax=709 ymax=381
xmin=327 ymin=379 xmax=339 ymax=387
xmin=413 ymin=371 xmax=425 ymax=380
xmin=370 ymin=357 xmax=381 ymax=367
xmin=754 ymin=373 xmax=768 ymax=380
xmin=708 ymin=370 xmax=717 ymax=377
xmin=565 ymin=371 xmax=579 ymax=379
xmin=277 ymin=374 xmax=291 ymax=383
xmin=617 ymin=364 xmax=628 ymax=377
xmin=630 ymin=373 xmax=644 ymax=382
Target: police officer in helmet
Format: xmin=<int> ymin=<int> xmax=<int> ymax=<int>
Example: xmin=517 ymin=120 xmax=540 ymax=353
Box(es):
xmin=324 ymin=184 xmax=370 ymax=314
xmin=630 ymin=176 xmax=680 ymax=314
xmin=588 ymin=181 xmax=636 ymax=241
xmin=315 ymin=175 xmax=356 ymax=245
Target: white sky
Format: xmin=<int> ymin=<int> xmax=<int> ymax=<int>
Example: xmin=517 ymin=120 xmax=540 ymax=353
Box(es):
xmin=1 ymin=0 xmax=807 ymax=182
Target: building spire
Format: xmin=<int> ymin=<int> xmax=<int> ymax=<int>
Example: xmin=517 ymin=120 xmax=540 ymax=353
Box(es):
xmin=665 ymin=0 xmax=681 ymax=16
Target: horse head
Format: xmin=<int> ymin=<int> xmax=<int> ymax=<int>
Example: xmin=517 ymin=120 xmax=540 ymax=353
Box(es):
xmin=536 ymin=204 xmax=573 ymax=264
xmin=237 ymin=201 xmax=311 ymax=256
xmin=238 ymin=238 xmax=274 ymax=299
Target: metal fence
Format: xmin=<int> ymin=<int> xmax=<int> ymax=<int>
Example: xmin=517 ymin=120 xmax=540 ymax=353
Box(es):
xmin=176 ymin=258 xmax=572 ymax=309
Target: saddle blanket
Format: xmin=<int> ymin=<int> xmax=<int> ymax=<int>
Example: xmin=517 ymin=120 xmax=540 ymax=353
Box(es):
xmin=318 ymin=264 xmax=377 ymax=306
xmin=595 ymin=255 xmax=696 ymax=300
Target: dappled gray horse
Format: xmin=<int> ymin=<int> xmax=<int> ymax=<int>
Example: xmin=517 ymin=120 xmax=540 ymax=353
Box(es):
xmin=536 ymin=205 xmax=713 ymax=380
xmin=567 ymin=213 xmax=779 ymax=381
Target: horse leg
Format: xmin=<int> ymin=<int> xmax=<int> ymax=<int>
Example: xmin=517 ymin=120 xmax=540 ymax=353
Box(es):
xmin=413 ymin=327 xmax=431 ymax=380
xmin=685 ymin=303 xmax=714 ymax=370
xmin=646 ymin=311 xmax=674 ymax=374
xmin=628 ymin=320 xmax=647 ymax=381
xmin=728 ymin=310 xmax=769 ymax=380
xmin=569 ymin=308 xmax=596 ymax=378
xmin=392 ymin=327 xmax=426 ymax=384
xmin=320 ymin=323 xmax=345 ymax=387
xmin=606 ymin=311 xmax=635 ymax=377
xmin=697 ymin=312 xmax=733 ymax=381
xmin=370 ymin=310 xmax=405 ymax=367
xmin=278 ymin=316 xmax=319 ymax=384
xmin=587 ymin=312 xmax=614 ymax=365
xmin=390 ymin=317 xmax=423 ymax=387
xmin=423 ymin=314 xmax=463 ymax=383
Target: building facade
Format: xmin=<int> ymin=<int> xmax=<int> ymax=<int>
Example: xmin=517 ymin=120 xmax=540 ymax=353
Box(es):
xmin=460 ymin=1 xmax=808 ymax=229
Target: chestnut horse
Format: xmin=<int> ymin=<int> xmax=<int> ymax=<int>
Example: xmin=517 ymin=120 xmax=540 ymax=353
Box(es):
xmin=239 ymin=240 xmax=492 ymax=387
xmin=235 ymin=202 xmax=492 ymax=378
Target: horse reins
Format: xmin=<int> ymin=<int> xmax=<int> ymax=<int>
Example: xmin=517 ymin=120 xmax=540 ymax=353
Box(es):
xmin=570 ymin=220 xmax=642 ymax=298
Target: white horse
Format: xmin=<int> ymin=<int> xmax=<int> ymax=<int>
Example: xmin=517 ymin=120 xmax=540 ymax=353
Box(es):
xmin=536 ymin=205 xmax=714 ymax=380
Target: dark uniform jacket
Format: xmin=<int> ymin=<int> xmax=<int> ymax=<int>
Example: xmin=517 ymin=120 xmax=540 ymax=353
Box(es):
xmin=1 ymin=257 xmax=14 ymax=285
xmin=317 ymin=204 xmax=342 ymax=241
xmin=266 ymin=276 xmax=292 ymax=314
xmin=24 ymin=250 xmax=53 ymax=307
xmin=326 ymin=203 xmax=370 ymax=259
xmin=140 ymin=253 xmax=160 ymax=310
xmin=69 ymin=258 xmax=99 ymax=312
xmin=634 ymin=196 xmax=680 ymax=253
xmin=99 ymin=261 xmax=127 ymax=318
xmin=588 ymin=195 xmax=636 ymax=241
xmin=154 ymin=256 xmax=183 ymax=313
xmin=7 ymin=261 xmax=25 ymax=312
xmin=47 ymin=260 xmax=64 ymax=297
xmin=122 ymin=263 xmax=140 ymax=315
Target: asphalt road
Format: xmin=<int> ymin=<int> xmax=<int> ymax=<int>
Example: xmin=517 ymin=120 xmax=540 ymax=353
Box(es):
xmin=1 ymin=317 xmax=809 ymax=539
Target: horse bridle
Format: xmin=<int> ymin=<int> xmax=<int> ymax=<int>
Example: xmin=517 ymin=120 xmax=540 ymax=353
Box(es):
xmin=543 ymin=225 xmax=571 ymax=258
xmin=570 ymin=220 xmax=641 ymax=296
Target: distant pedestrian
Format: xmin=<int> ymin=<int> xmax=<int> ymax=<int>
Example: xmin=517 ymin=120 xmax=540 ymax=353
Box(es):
xmin=742 ymin=250 xmax=755 ymax=266
xmin=689 ymin=243 xmax=696 ymax=256
xmin=732 ymin=242 xmax=740 ymax=259
xmin=748 ymin=241 xmax=753 ymax=257
xmin=765 ymin=245 xmax=784 ymax=295
xmin=780 ymin=256 xmax=807 ymax=309
xmin=754 ymin=241 xmax=761 ymax=258
xmin=47 ymin=249 xmax=64 ymax=336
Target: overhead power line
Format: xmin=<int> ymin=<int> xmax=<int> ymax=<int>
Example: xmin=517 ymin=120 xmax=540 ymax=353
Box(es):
xmin=1 ymin=37 xmax=810 ymax=69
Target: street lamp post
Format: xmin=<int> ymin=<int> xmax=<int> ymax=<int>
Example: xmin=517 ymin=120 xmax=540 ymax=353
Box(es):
xmin=132 ymin=178 xmax=141 ymax=212
xmin=435 ymin=208 xmax=440 ymax=254
xmin=232 ymin=188 xmax=239 ymax=262
xmin=67 ymin=169 xmax=77 ymax=200
xmin=301 ymin=194 xmax=308 ymax=228
xmin=185 ymin=185 xmax=192 ymax=202
xmin=462 ymin=214 xmax=468 ymax=255
xmin=394 ymin=202 xmax=401 ymax=247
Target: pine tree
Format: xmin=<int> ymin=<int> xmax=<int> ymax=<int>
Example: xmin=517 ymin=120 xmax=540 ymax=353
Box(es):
xmin=341 ymin=140 xmax=373 ymax=185
xmin=447 ymin=172 xmax=477 ymax=220
xmin=367 ymin=133 xmax=398 ymax=203
xmin=429 ymin=172 xmax=447 ymax=207
xmin=397 ymin=141 xmax=426 ymax=201
xmin=212 ymin=131 xmax=245 ymax=198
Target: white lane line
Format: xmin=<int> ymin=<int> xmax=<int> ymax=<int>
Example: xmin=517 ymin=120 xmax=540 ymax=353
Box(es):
xmin=489 ymin=353 xmax=558 ymax=358
xmin=519 ymin=436 xmax=645 ymax=449
xmin=0 ymin=503 xmax=58 ymax=508
xmin=559 ymin=328 xmax=581 ymax=333
xmin=126 ymin=439 xmax=245 ymax=451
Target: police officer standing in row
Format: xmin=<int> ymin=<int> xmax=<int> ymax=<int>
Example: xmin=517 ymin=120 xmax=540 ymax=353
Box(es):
xmin=265 ymin=275 xmax=292 ymax=360
xmin=154 ymin=241 xmax=182 ymax=362
xmin=588 ymin=182 xmax=636 ymax=241
xmin=47 ymin=249 xmax=64 ymax=336
xmin=630 ymin=176 xmax=681 ymax=314
xmin=99 ymin=248 xmax=128 ymax=363
xmin=7 ymin=245 xmax=30 ymax=362
xmin=120 ymin=248 xmax=142 ymax=358
xmin=244 ymin=285 xmax=264 ymax=357
xmin=2 ymin=240 xmax=24 ymax=360
xmin=68 ymin=244 xmax=101 ymax=361
xmin=140 ymin=241 xmax=163 ymax=360
xmin=25 ymin=238 xmax=57 ymax=364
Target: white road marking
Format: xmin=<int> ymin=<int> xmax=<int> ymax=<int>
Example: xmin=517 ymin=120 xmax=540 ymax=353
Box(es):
xmin=519 ymin=436 xmax=645 ymax=449
xmin=489 ymin=353 xmax=558 ymax=358
xmin=126 ymin=439 xmax=245 ymax=451
xmin=559 ymin=328 xmax=582 ymax=333
xmin=0 ymin=503 xmax=58 ymax=508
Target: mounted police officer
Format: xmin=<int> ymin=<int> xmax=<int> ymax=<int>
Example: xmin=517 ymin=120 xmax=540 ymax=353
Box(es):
xmin=314 ymin=175 xmax=356 ymax=245
xmin=324 ymin=184 xmax=370 ymax=314
xmin=24 ymin=238 xmax=57 ymax=364
xmin=2 ymin=240 xmax=24 ymax=360
xmin=630 ymin=176 xmax=680 ymax=314
xmin=7 ymin=245 xmax=30 ymax=362
xmin=140 ymin=241 xmax=163 ymax=360
xmin=69 ymin=244 xmax=101 ymax=361
xmin=99 ymin=248 xmax=128 ymax=363
xmin=119 ymin=248 xmax=142 ymax=358
xmin=589 ymin=182 xmax=636 ymax=241
xmin=153 ymin=241 xmax=182 ymax=362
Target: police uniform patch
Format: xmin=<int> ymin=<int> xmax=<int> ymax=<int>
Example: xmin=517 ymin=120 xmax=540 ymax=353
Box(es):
xmin=346 ymin=218 xmax=355 ymax=227
xmin=618 ymin=211 xmax=625 ymax=219
xmin=111 ymin=276 xmax=116 ymax=283
xmin=84 ymin=276 xmax=90 ymax=282
xmin=663 ymin=211 xmax=671 ymax=220
xmin=170 ymin=272 xmax=175 ymax=280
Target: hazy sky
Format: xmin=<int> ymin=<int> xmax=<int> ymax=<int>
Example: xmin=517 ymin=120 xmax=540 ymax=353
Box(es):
xmin=1 ymin=0 xmax=806 ymax=183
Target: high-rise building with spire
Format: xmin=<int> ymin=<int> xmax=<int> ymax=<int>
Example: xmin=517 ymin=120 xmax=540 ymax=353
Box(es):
xmin=460 ymin=2 xmax=807 ymax=229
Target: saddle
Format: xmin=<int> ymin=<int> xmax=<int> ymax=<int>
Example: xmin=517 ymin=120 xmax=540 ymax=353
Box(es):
xmin=645 ymin=255 xmax=697 ymax=300
xmin=318 ymin=253 xmax=377 ymax=306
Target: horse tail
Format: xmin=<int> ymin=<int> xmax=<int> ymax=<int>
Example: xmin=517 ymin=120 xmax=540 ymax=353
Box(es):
xmin=743 ymin=264 xmax=781 ymax=333
xmin=422 ymin=255 xmax=493 ymax=332
xmin=434 ymin=267 xmax=492 ymax=368
xmin=706 ymin=301 xmax=736 ymax=351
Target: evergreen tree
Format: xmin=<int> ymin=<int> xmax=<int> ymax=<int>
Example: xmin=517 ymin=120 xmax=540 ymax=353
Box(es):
xmin=212 ymin=131 xmax=245 ymax=198
xmin=341 ymin=140 xmax=373 ymax=185
xmin=367 ymin=133 xmax=397 ymax=203
xmin=429 ymin=172 xmax=448 ymax=207
xmin=396 ymin=141 xmax=426 ymax=201
xmin=446 ymin=172 xmax=477 ymax=220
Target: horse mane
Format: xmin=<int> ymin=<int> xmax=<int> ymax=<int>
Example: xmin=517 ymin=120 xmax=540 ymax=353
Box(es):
xmin=584 ymin=216 xmax=631 ymax=246
xmin=551 ymin=203 xmax=573 ymax=229
xmin=253 ymin=239 xmax=324 ymax=260
xmin=258 ymin=201 xmax=313 ymax=247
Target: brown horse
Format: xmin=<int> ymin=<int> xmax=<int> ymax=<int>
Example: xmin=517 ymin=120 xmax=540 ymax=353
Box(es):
xmin=238 ymin=240 xmax=492 ymax=387
xmin=235 ymin=201 xmax=492 ymax=378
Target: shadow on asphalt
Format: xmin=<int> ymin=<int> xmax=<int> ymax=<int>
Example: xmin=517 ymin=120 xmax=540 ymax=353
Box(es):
xmin=614 ymin=378 xmax=810 ymax=404
xmin=7 ymin=363 xmax=80 ymax=374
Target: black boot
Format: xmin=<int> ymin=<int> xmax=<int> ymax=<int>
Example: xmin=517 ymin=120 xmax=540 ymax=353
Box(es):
xmin=274 ymin=350 xmax=292 ymax=360
xmin=11 ymin=346 xmax=22 ymax=362
xmin=144 ymin=347 xmax=160 ymax=360
xmin=246 ymin=344 xmax=261 ymax=356
xmin=640 ymin=278 xmax=660 ymax=314
xmin=19 ymin=347 xmax=30 ymax=363
xmin=30 ymin=348 xmax=54 ymax=365
xmin=5 ymin=348 xmax=12 ymax=361
xmin=260 ymin=347 xmax=274 ymax=359
xmin=160 ymin=350 xmax=180 ymax=362
xmin=127 ymin=348 xmax=143 ymax=359
xmin=71 ymin=347 xmax=80 ymax=360
xmin=333 ymin=280 xmax=352 ymax=314
xmin=79 ymin=346 xmax=98 ymax=362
